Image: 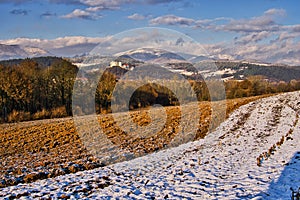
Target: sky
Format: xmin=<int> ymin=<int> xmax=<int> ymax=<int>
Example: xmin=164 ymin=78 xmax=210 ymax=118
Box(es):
xmin=0 ymin=0 xmax=300 ymax=65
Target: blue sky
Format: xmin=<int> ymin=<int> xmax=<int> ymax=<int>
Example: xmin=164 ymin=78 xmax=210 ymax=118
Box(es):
xmin=0 ymin=0 xmax=300 ymax=64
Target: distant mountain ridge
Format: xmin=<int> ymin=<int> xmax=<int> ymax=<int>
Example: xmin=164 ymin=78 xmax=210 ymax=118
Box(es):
xmin=72 ymin=55 xmax=300 ymax=82
xmin=71 ymin=47 xmax=300 ymax=82
xmin=114 ymin=48 xmax=187 ymax=63
xmin=1 ymin=46 xmax=299 ymax=82
xmin=0 ymin=44 xmax=51 ymax=60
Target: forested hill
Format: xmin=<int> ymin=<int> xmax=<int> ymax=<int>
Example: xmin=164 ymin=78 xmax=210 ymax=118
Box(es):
xmin=0 ymin=57 xmax=69 ymax=69
xmin=214 ymin=61 xmax=300 ymax=82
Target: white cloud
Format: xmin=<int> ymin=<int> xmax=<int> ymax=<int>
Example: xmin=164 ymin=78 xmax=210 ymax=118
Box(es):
xmin=57 ymin=0 xmax=184 ymax=21
xmin=271 ymin=30 xmax=300 ymax=43
xmin=145 ymin=0 xmax=182 ymax=4
xmin=61 ymin=9 xmax=101 ymax=20
xmin=264 ymin=8 xmax=286 ymax=16
xmin=147 ymin=8 xmax=287 ymax=33
xmin=203 ymin=38 xmax=300 ymax=65
xmin=220 ymin=16 xmax=280 ymax=33
xmin=150 ymin=15 xmax=195 ymax=26
xmin=85 ymin=6 xmax=118 ymax=12
xmin=211 ymin=8 xmax=286 ymax=33
xmin=291 ymin=25 xmax=300 ymax=32
xmin=79 ymin=0 xmax=181 ymax=7
xmin=0 ymin=36 xmax=108 ymax=50
xmin=79 ymin=0 xmax=134 ymax=8
xmin=60 ymin=0 xmax=135 ymax=20
xmin=128 ymin=13 xmax=147 ymax=20
xmin=90 ymin=28 xmax=209 ymax=57
xmin=234 ymin=31 xmax=272 ymax=44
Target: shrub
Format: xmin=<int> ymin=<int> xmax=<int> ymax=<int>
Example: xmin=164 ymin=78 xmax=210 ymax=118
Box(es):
xmin=32 ymin=109 xmax=51 ymax=120
xmin=50 ymin=107 xmax=68 ymax=118
xmin=7 ymin=110 xmax=31 ymax=122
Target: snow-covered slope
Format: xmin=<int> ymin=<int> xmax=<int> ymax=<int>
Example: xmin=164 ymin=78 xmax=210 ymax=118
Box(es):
xmin=1 ymin=91 xmax=300 ymax=199
xmin=115 ymin=48 xmax=186 ymax=63
xmin=22 ymin=46 xmax=49 ymax=57
xmin=0 ymin=44 xmax=50 ymax=60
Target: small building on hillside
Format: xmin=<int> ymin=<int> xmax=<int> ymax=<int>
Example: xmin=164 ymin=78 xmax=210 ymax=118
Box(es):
xmin=109 ymin=61 xmax=135 ymax=70
xmin=110 ymin=61 xmax=122 ymax=68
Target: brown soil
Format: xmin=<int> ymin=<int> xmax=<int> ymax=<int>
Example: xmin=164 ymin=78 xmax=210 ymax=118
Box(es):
xmin=0 ymin=95 xmax=270 ymax=187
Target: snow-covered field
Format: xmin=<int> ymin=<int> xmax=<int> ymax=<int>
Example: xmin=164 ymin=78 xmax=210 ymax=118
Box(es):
xmin=1 ymin=91 xmax=300 ymax=199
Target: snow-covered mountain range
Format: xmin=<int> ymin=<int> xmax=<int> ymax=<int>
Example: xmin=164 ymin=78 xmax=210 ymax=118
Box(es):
xmin=1 ymin=44 xmax=299 ymax=82
xmin=71 ymin=47 xmax=300 ymax=82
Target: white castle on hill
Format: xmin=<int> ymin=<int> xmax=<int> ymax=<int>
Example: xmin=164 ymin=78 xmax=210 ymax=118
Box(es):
xmin=109 ymin=61 xmax=133 ymax=70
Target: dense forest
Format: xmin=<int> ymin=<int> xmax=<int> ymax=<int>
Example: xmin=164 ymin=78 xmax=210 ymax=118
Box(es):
xmin=1 ymin=57 xmax=300 ymax=123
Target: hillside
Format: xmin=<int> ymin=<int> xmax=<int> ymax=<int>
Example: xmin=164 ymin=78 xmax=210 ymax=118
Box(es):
xmin=0 ymin=91 xmax=299 ymax=199
xmin=214 ymin=61 xmax=300 ymax=82
xmin=1 ymin=54 xmax=299 ymax=82
xmin=0 ymin=56 xmax=68 ymax=69
xmin=0 ymin=44 xmax=50 ymax=60
xmin=72 ymin=49 xmax=300 ymax=82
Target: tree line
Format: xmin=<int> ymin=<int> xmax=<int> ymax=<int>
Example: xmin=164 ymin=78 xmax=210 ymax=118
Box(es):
xmin=1 ymin=57 xmax=300 ymax=123
xmin=0 ymin=58 xmax=77 ymax=122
